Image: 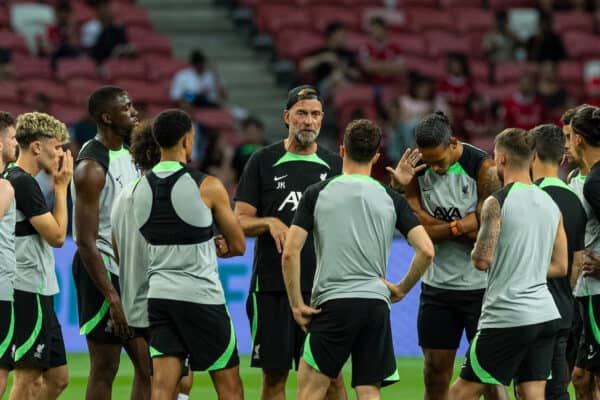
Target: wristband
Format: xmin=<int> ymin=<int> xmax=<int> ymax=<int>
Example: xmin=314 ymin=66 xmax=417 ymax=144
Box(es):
xmin=450 ymin=221 xmax=460 ymax=236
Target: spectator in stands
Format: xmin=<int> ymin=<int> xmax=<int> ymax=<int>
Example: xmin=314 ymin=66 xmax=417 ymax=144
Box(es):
xmin=170 ymin=49 xmax=227 ymax=108
xmin=0 ymin=48 xmax=13 ymax=81
xmin=232 ymin=116 xmax=265 ymax=180
xmin=30 ymin=93 xmax=51 ymax=114
xmin=527 ymin=12 xmax=566 ymax=62
xmin=482 ymin=10 xmax=520 ymax=64
xmin=359 ymin=17 xmax=404 ymax=85
xmin=86 ymin=0 xmax=134 ymax=64
xmin=437 ymin=52 xmax=473 ymax=119
xmin=387 ymin=72 xmax=449 ymax=161
xmin=70 ymin=114 xmax=96 ymax=158
xmin=38 ymin=1 xmax=81 ymax=69
xmin=538 ymin=61 xmax=569 ymax=119
xmin=502 ymin=72 xmax=545 ymax=130
xmin=299 ymin=22 xmax=361 ymax=99
xmin=460 ymin=93 xmax=494 ymax=140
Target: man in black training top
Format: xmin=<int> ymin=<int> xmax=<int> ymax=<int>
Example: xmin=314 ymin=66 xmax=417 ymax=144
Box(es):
xmin=234 ymin=85 xmax=346 ymax=400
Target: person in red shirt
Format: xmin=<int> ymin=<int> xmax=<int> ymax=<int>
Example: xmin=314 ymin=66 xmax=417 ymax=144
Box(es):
xmin=437 ymin=53 xmax=473 ymax=121
xmin=502 ymin=72 xmax=545 ymax=130
xmin=359 ymin=17 xmax=405 ymax=85
xmin=38 ymin=1 xmax=81 ymax=69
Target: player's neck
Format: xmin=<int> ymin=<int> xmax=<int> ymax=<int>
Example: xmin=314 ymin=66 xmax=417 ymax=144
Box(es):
xmin=284 ymin=137 xmax=317 ymax=155
xmin=15 ymin=153 xmax=40 ymax=176
xmin=582 ymin=148 xmax=600 ymax=172
xmin=96 ymin=128 xmax=124 ymax=151
xmin=342 ymin=158 xmax=372 ymax=176
xmin=531 ymin=162 xmax=559 ymax=181
xmin=502 ymin=168 xmax=532 ymax=186
xmin=159 ymin=148 xmax=187 ymax=165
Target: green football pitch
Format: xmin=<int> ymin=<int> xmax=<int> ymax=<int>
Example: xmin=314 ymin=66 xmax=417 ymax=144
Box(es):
xmin=4 ymin=354 xmax=575 ymax=399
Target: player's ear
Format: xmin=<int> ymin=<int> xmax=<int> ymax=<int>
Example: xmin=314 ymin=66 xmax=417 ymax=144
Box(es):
xmin=449 ymin=136 xmax=458 ymax=148
xmin=283 ymin=110 xmax=290 ymax=126
xmin=339 ymin=144 xmax=345 ymax=158
xmin=372 ymin=152 xmax=380 ymax=165
xmin=30 ymin=140 xmax=41 ymax=156
xmin=101 ymin=112 xmax=111 ymax=126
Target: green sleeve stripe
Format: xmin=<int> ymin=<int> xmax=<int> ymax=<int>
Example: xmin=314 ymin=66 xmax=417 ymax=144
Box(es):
xmin=79 ymin=300 xmax=110 ymax=335
xmin=302 ymin=333 xmax=321 ymax=372
xmin=149 ymin=346 xmax=164 ymax=358
xmin=207 ymin=308 xmax=237 ymax=371
xmin=588 ymin=294 xmax=600 ymax=345
xmin=0 ymin=302 xmax=14 ymax=359
xmin=251 ymin=293 xmax=258 ymax=344
xmin=469 ymin=332 xmax=501 ymax=385
xmin=14 ymin=294 xmax=42 ymax=362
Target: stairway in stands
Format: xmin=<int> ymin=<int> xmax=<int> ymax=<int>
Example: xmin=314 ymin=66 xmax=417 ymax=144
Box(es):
xmin=137 ymin=0 xmax=287 ymax=143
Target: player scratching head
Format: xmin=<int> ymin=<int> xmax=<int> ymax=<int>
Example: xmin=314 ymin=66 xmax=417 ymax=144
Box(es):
xmin=0 ymin=111 xmax=18 ymax=166
xmin=494 ymin=127 xmax=531 ymax=183
xmin=130 ymin=119 xmax=160 ymax=173
xmin=283 ymin=85 xmax=323 ymax=150
xmin=571 ymin=105 xmax=600 ymax=167
xmin=15 ymin=112 xmax=69 ymax=175
xmin=340 ymin=118 xmax=381 ymax=170
xmin=414 ymin=111 xmax=458 ymax=175
xmin=88 ymin=86 xmax=138 ymax=144
xmin=152 ymin=109 xmax=194 ymax=163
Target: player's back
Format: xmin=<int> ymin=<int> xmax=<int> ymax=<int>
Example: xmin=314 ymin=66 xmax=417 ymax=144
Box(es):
xmin=480 ymin=182 xmax=561 ymax=329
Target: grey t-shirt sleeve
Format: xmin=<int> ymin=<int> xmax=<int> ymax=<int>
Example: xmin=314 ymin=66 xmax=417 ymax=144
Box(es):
xmin=386 ymin=186 xmax=420 ymax=236
xmin=292 ymin=182 xmax=322 ymax=232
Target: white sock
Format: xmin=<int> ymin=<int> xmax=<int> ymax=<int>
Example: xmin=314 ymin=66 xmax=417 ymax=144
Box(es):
xmin=177 ymin=394 xmax=189 ymax=400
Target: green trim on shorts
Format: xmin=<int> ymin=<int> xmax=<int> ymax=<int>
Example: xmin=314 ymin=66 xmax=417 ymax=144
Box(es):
xmin=149 ymin=346 xmax=164 ymax=358
xmin=14 ymin=294 xmax=42 ymax=362
xmin=588 ymin=295 xmax=600 ymax=344
xmin=469 ymin=332 xmax=501 ymax=385
xmin=0 ymin=302 xmax=14 ymax=359
xmin=251 ymin=293 xmax=258 ymax=344
xmin=383 ymin=368 xmax=400 ymax=382
xmin=207 ymin=307 xmax=237 ymax=371
xmin=302 ymin=333 xmax=320 ymax=372
xmin=80 ymin=270 xmax=112 ymax=336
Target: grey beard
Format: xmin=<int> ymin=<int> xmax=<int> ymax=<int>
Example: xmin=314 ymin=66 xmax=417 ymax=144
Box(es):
xmin=294 ymin=130 xmax=318 ymax=147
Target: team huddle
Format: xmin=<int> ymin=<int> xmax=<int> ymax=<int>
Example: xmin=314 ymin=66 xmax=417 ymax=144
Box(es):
xmin=0 ymin=83 xmax=596 ymax=400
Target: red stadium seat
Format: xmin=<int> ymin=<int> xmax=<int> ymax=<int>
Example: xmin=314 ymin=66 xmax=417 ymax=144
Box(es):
xmin=361 ymin=8 xmax=407 ymax=32
xmin=469 ymin=135 xmax=495 ymax=153
xmin=424 ymin=31 xmax=471 ymax=58
xmin=71 ymin=1 xmax=95 ymax=25
xmin=466 ymin=31 xmax=487 ymax=60
xmin=55 ymin=58 xmax=98 ymax=81
xmin=12 ymin=55 xmax=52 ymax=80
xmin=344 ymin=31 xmax=370 ymax=52
xmin=553 ymin=12 xmax=594 ymax=34
xmin=406 ymin=8 xmax=454 ymax=32
xmin=312 ymin=7 xmax=361 ymax=32
xmin=488 ymin=0 xmax=537 ymax=9
xmin=337 ymin=104 xmax=378 ymax=133
xmin=0 ymin=102 xmax=28 ymax=117
xmin=404 ymin=56 xmax=445 ymax=79
xmin=66 ymin=78 xmax=104 ymax=107
xmin=453 ymin=8 xmax=494 ymax=34
xmin=256 ymin=5 xmax=309 ymax=33
xmin=494 ymin=62 xmax=536 ymax=84
xmin=398 ymin=0 xmax=438 ymax=7
xmin=0 ymin=30 xmax=28 ymax=57
xmin=388 ymin=34 xmax=425 ymax=57
xmin=131 ymin=33 xmax=172 ymax=58
xmin=332 ymin=84 xmax=375 ymax=111
xmin=475 ymin=81 xmax=518 ymax=103
xmin=50 ymin=104 xmax=86 ymax=125
xmin=21 ymin=79 xmax=70 ymax=104
xmin=274 ymin=30 xmax=323 ymax=62
xmin=112 ymin=3 xmax=152 ymax=30
xmin=127 ymin=27 xmax=155 ymax=44
xmin=470 ymin=60 xmax=490 ymax=82
xmin=102 ymin=58 xmax=146 ymax=82
xmin=195 ymin=109 xmax=237 ymax=133
xmin=114 ymin=79 xmax=171 ymax=106
xmin=558 ymin=61 xmax=583 ymax=84
xmin=439 ymin=0 xmax=482 ymax=7
xmin=0 ymin=7 xmax=9 ymax=29
xmin=563 ymin=32 xmax=600 ymax=60
xmin=145 ymin=57 xmax=187 ymax=82
xmin=0 ymin=82 xmax=20 ymax=102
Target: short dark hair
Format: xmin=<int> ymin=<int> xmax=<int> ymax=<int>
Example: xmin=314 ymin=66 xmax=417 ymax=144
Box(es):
xmin=190 ymin=50 xmax=205 ymax=65
xmin=369 ymin=16 xmax=385 ymax=28
xmin=528 ymin=124 xmax=565 ymax=165
xmin=88 ymin=86 xmax=126 ymax=123
xmin=344 ymin=119 xmax=381 ymax=163
xmin=0 ymin=112 xmax=15 ymax=134
xmin=572 ymin=105 xmax=600 ymax=147
xmin=325 ymin=22 xmax=344 ymax=38
xmin=152 ymin=109 xmax=193 ymax=149
xmin=495 ymin=128 xmax=531 ymax=167
xmin=241 ymin=116 xmax=264 ymax=131
xmin=561 ymin=104 xmax=589 ymax=125
xmin=130 ymin=120 xmax=160 ymax=171
xmin=415 ymin=111 xmax=452 ymax=148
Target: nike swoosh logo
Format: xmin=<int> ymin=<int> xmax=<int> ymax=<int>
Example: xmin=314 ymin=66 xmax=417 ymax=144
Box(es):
xmin=589 ymin=352 xmax=597 ymax=360
xmin=274 ymin=175 xmax=287 ymax=181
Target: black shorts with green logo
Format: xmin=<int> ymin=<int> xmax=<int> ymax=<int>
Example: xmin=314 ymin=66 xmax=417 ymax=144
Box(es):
xmin=72 ymin=251 xmax=122 ymax=344
xmin=304 ymin=298 xmax=398 ymax=388
xmin=460 ymin=319 xmax=559 ymax=386
xmin=0 ymin=300 xmax=14 ymax=369
xmin=575 ymin=294 xmax=600 ymax=372
xmin=148 ymin=298 xmax=239 ymax=372
xmin=12 ymin=290 xmax=66 ymax=371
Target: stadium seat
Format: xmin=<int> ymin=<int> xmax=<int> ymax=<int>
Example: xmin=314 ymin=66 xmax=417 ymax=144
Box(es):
xmin=404 ymin=56 xmax=445 ymax=79
xmin=71 ymin=1 xmax=95 ymax=25
xmin=332 ymin=84 xmax=375 ymax=111
xmin=127 ymin=27 xmax=156 ymax=44
xmin=406 ymin=8 xmax=454 ymax=32
xmin=470 ymin=60 xmax=490 ymax=83
xmin=466 ymin=31 xmax=487 ymax=60
xmin=312 ymin=7 xmax=361 ymax=32
xmin=494 ymin=62 xmax=536 ymax=84
xmin=0 ymin=102 xmax=27 ymax=117
xmin=131 ymin=33 xmax=172 ymax=58
xmin=469 ymin=135 xmax=495 ymax=153
xmin=146 ymin=57 xmax=187 ymax=82
xmin=344 ymin=31 xmax=370 ymax=52
xmin=112 ymin=3 xmax=153 ymax=30
xmin=274 ymin=30 xmax=323 ymax=62
xmin=337 ymin=104 xmax=378 ymax=133
xmin=439 ymin=0 xmax=482 ymax=7
xmin=12 ymin=55 xmax=52 ymax=80
xmin=50 ymin=104 xmax=86 ymax=125
xmin=558 ymin=61 xmax=583 ymax=84
xmin=475 ymin=81 xmax=518 ymax=104
xmin=388 ymin=34 xmax=425 ymax=57
xmin=453 ymin=8 xmax=494 ymax=34
xmin=553 ymin=11 xmax=594 ymax=34
xmin=398 ymin=0 xmax=438 ymax=7
xmin=488 ymin=0 xmax=537 ymax=9
xmin=361 ymin=8 xmax=406 ymax=32
xmin=0 ymin=82 xmax=20 ymax=102
xmin=424 ymin=31 xmax=471 ymax=58
xmin=564 ymin=32 xmax=600 ymax=60
xmin=0 ymin=30 xmax=28 ymax=57
xmin=102 ymin=58 xmax=147 ymax=82
xmin=256 ymin=5 xmax=309 ymax=33
xmin=66 ymin=78 xmax=104 ymax=107
xmin=21 ymin=79 xmax=70 ymax=104
xmin=195 ymin=109 xmax=237 ymax=133
xmin=114 ymin=79 xmax=171 ymax=107
xmin=0 ymin=7 xmax=9 ymax=29
xmin=55 ymin=58 xmax=98 ymax=81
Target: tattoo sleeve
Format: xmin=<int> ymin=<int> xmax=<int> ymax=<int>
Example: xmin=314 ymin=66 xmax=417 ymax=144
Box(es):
xmin=477 ymin=161 xmax=502 ymax=218
xmin=472 ymin=196 xmax=501 ymax=270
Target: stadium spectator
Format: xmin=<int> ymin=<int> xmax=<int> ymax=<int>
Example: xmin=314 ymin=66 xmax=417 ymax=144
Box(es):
xmin=460 ymin=93 xmax=495 ymax=140
xmin=38 ymin=1 xmax=81 ymax=69
xmin=359 ymin=17 xmax=404 ymax=85
xmin=170 ymin=49 xmax=227 ymax=108
xmin=29 ymin=92 xmax=51 ymax=114
xmin=87 ymin=0 xmax=134 ymax=64
xmin=0 ymin=48 xmax=13 ymax=81
xmin=437 ymin=53 xmax=473 ymax=119
xmin=69 ymin=114 xmax=96 ymax=158
xmin=501 ymin=72 xmax=545 ymax=130
xmin=232 ymin=116 xmax=265 ymax=180
xmin=482 ymin=10 xmax=520 ymax=64
xmin=387 ymin=73 xmax=449 ymax=161
xmin=299 ymin=22 xmax=361 ymax=99
xmin=538 ymin=61 xmax=570 ymax=121
xmin=527 ymin=12 xmax=567 ymax=62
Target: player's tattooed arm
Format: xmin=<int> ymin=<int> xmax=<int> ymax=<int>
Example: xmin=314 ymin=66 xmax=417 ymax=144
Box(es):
xmin=476 ymin=159 xmax=502 ymax=218
xmin=471 ymin=196 xmax=501 ymax=271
